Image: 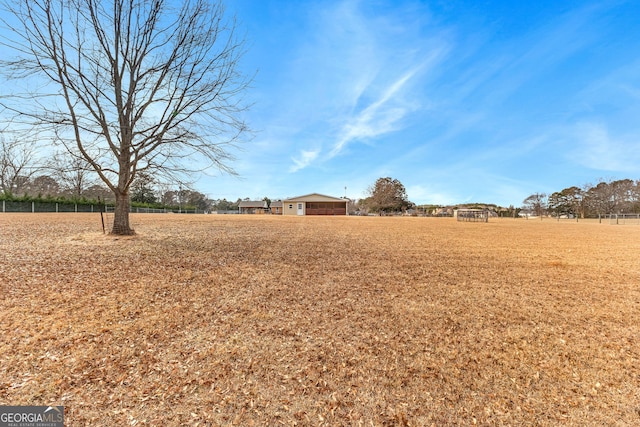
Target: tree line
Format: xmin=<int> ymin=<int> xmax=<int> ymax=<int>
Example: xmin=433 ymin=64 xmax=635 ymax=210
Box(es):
xmin=358 ymin=176 xmax=640 ymax=218
xmin=0 ymin=141 xmax=210 ymax=210
xmin=1 ymin=136 xmax=251 ymax=212
xmin=523 ymin=178 xmax=640 ymax=218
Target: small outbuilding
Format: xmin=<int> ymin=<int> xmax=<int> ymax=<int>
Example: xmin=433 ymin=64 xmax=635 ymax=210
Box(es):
xmin=282 ymin=193 xmax=347 ymax=216
xmin=455 ymin=208 xmax=489 ymax=222
xmin=238 ymin=200 xmax=267 ymax=214
xmin=269 ymin=201 xmax=283 ymax=215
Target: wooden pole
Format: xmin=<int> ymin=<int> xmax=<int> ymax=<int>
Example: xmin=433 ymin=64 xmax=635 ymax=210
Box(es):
xmin=99 ymin=197 xmax=106 ymax=234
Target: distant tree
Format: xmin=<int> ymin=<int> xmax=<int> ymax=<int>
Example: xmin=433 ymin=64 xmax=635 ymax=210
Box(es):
xmin=84 ymin=184 xmax=113 ymax=203
xmin=500 ymin=204 xmax=520 ymax=218
xmin=130 ymin=173 xmax=157 ymax=205
xmin=548 ymin=186 xmax=584 ymax=218
xmin=358 ymin=197 xmax=372 ymax=215
xmin=47 ymin=152 xmax=95 ymax=198
xmin=346 ymin=198 xmax=361 ymax=215
xmin=585 ymin=181 xmax=616 ymax=216
xmin=632 ymin=180 xmax=640 ymax=213
xmin=2 ymin=0 xmax=251 ymax=234
xmin=181 ymin=190 xmax=210 ymax=211
xmin=522 ymin=193 xmax=547 ymax=218
xmin=160 ymin=187 xmax=209 ymax=210
xmin=158 ymin=188 xmax=179 ymax=207
xmin=366 ymin=177 xmax=413 ymax=214
xmin=25 ymin=175 xmax=60 ymax=198
xmin=610 ymin=179 xmax=636 ymax=213
xmin=548 ymin=192 xmax=567 ymax=217
xmin=210 ymin=198 xmax=238 ymax=211
xmin=0 ymin=136 xmax=38 ymax=196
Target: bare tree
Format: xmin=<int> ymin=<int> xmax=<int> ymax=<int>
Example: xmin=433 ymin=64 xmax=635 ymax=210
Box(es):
xmin=45 ymin=151 xmax=96 ymax=198
xmin=160 ymin=189 xmax=179 ymax=207
xmin=83 ymin=183 xmax=113 ymax=203
xmin=522 ymin=193 xmax=547 ymax=218
xmin=610 ymin=179 xmax=636 ymax=213
xmin=24 ymin=174 xmax=60 ymax=197
xmin=181 ymin=189 xmax=210 ymax=211
xmin=1 ymin=0 xmax=250 ymax=234
xmin=585 ymin=180 xmax=616 ymax=216
xmin=0 ymin=135 xmax=39 ymax=196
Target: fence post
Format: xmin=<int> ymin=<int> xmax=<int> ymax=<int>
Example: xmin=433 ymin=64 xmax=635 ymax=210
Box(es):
xmin=32 ymin=201 xmax=35 ymax=213
xmin=2 ymin=200 xmax=4 ymax=213
xmin=56 ymin=203 xmax=59 ymax=213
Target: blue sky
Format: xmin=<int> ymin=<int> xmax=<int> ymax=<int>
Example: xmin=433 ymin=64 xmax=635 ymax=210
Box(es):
xmin=2 ymin=0 xmax=639 ymax=206
xmin=197 ymin=0 xmax=640 ymax=206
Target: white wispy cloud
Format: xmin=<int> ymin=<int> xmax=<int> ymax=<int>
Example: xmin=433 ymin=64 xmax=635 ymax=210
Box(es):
xmin=290 ymin=148 xmax=320 ymax=173
xmin=406 ymin=184 xmax=458 ymax=206
xmin=329 ymin=65 xmax=423 ymax=158
xmin=278 ymin=0 xmax=448 ymax=171
xmin=570 ymin=122 xmax=640 ymax=172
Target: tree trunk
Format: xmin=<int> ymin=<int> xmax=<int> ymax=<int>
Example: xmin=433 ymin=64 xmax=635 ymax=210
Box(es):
xmin=112 ymin=191 xmax=135 ymax=235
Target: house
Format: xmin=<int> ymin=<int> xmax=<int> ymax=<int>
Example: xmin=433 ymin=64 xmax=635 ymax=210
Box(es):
xmin=282 ymin=193 xmax=347 ymax=216
xmin=269 ymin=201 xmax=283 ymax=215
xmin=238 ymin=200 xmax=267 ymax=214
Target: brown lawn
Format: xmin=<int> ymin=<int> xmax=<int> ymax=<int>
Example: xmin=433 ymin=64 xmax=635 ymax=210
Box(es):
xmin=1 ymin=213 xmax=639 ymax=426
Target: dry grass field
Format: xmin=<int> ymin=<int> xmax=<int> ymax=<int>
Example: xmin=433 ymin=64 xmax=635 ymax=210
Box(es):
xmin=1 ymin=213 xmax=639 ymax=426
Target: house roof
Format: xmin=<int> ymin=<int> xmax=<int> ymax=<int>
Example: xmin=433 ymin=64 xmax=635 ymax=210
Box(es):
xmin=283 ymin=193 xmax=347 ymax=203
xmin=238 ymin=200 xmax=266 ymax=208
xmin=270 ymin=201 xmax=283 ymax=207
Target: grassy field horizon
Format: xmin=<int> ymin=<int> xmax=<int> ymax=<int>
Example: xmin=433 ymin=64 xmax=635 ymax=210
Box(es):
xmin=1 ymin=214 xmax=639 ymax=425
